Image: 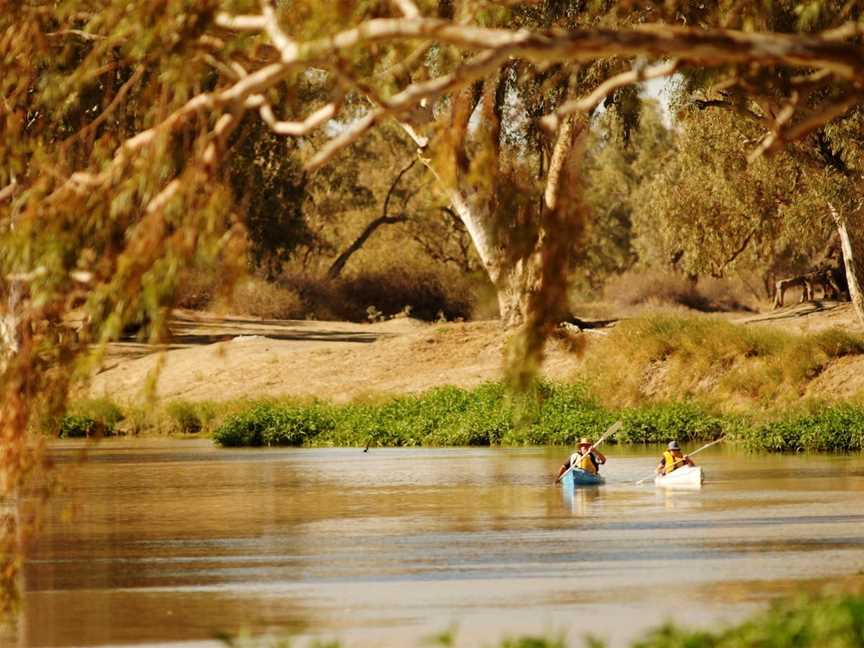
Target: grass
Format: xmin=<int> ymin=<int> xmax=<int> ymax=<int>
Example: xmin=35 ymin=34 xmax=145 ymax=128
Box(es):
xmin=219 ymin=590 xmax=864 ymax=647
xmin=579 ymin=314 xmax=864 ymax=410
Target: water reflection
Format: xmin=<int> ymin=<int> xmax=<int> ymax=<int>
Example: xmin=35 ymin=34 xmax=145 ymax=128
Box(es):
xmin=11 ymin=441 xmax=864 ymax=647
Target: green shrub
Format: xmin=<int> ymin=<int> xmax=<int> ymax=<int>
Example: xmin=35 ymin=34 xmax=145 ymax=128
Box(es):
xmin=213 ymin=403 xmax=335 ymax=447
xmin=58 ymin=398 xmax=124 ymax=437
xmin=616 ymin=403 xmax=725 ymax=444
xmin=59 ymin=415 xmax=102 ymax=438
xmin=632 ymin=593 xmax=864 ymax=648
xmin=745 ymin=404 xmax=864 ymax=452
xmin=210 ymin=383 xmax=864 ymax=451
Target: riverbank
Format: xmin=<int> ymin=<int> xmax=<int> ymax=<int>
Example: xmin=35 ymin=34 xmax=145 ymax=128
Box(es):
xmin=66 ymin=308 xmax=864 ymax=452
xmin=85 ymin=304 xmax=864 ymax=407
xmin=62 ymin=381 xmax=864 ymax=452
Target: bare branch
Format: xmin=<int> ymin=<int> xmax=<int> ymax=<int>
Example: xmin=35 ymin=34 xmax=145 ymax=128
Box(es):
xmin=747 ymin=91 xmax=799 ymax=162
xmin=819 ymin=21 xmax=864 ymax=41
xmin=748 ymin=91 xmax=863 ymax=161
xmin=781 ymin=93 xmax=864 ymax=143
xmin=260 ymin=1 xmax=298 ymax=62
xmin=392 ymin=0 xmax=420 ymax=18
xmin=307 ymin=48 xmax=510 ymax=170
xmin=214 ymin=13 xmax=267 ymax=31
xmin=48 ymin=63 xmax=288 ymax=201
xmin=259 ymin=102 xmax=338 ymax=135
xmin=0 ymin=182 xmax=18 ymax=204
xmin=541 ymin=59 xmax=678 ymax=131
xmin=64 ymin=66 xmax=145 ymax=146
xmin=46 ymin=29 xmax=105 ymax=41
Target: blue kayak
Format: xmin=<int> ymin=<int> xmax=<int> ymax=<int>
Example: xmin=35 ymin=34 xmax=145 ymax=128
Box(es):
xmin=561 ymin=468 xmax=605 ymax=487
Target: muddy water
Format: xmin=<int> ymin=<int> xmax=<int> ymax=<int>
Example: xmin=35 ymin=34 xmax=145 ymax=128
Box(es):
xmin=11 ymin=440 xmax=864 ymax=647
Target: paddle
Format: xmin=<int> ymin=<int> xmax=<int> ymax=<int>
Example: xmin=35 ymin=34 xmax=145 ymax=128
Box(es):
xmin=555 ymin=421 xmax=623 ymax=484
xmin=635 ymin=436 xmax=726 ymax=485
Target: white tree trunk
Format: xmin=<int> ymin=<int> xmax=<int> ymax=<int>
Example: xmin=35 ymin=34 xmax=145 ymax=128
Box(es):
xmin=0 ymin=282 xmax=22 ymax=372
xmin=829 ymin=203 xmax=864 ymax=328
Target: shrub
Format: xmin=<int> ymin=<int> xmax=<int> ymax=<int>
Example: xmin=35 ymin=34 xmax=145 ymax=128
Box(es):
xmin=59 ymin=415 xmax=102 ymax=438
xmin=165 ymin=401 xmax=205 ymax=434
xmin=174 ymin=269 xmax=220 ymax=310
xmin=284 ymin=267 xmax=475 ymax=322
xmin=632 ymin=593 xmax=864 ymax=648
xmin=602 ymin=270 xmax=754 ymax=312
xmin=213 ymin=403 xmax=335 ymax=447
xmin=58 ymin=398 xmax=124 ymax=437
xmin=229 ymin=277 xmax=305 ymax=320
xmin=745 ymin=404 xmax=864 ymax=452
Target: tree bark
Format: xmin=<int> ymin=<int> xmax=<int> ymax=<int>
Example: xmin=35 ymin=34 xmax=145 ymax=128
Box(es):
xmin=0 ymin=284 xmax=21 ymax=372
xmin=829 ymin=203 xmax=864 ymax=327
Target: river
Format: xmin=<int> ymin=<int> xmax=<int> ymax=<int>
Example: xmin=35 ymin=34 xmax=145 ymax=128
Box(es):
xmin=8 ymin=440 xmax=864 ymax=647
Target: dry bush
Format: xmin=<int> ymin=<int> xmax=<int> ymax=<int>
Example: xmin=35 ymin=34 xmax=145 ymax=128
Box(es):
xmin=603 ymin=269 xmax=754 ymax=312
xmin=174 ymin=269 xmax=220 ymax=310
xmin=280 ymin=266 xmax=476 ymax=322
xmin=228 ymin=277 xmax=306 ymax=320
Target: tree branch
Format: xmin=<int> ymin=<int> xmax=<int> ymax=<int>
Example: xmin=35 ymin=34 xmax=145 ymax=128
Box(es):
xmin=541 ymin=59 xmax=678 ymax=132
xmin=326 ymin=159 xmax=416 ymax=279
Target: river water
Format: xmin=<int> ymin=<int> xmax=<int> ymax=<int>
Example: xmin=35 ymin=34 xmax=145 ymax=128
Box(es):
xmin=10 ymin=440 xmax=864 ymax=647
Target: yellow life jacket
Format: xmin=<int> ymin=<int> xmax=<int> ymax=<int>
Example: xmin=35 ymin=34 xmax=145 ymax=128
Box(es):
xmin=573 ymin=451 xmax=598 ymax=474
xmin=663 ymin=450 xmax=683 ymax=474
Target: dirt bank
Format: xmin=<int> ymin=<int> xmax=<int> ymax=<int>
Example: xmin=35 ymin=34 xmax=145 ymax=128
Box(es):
xmin=88 ymin=302 xmax=864 ymax=404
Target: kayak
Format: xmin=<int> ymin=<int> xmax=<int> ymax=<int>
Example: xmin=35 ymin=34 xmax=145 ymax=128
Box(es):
xmin=562 ymin=468 xmax=605 ymax=487
xmin=654 ymin=465 xmax=703 ymax=489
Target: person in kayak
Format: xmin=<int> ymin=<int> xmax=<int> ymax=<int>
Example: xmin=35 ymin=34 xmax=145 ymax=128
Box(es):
xmin=656 ymin=441 xmax=695 ymax=475
xmin=555 ymin=437 xmax=606 ymax=482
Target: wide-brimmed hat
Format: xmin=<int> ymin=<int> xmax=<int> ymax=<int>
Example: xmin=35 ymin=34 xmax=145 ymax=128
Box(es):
xmin=667 ymin=441 xmax=681 ymax=450
xmin=578 ymin=437 xmax=592 ymax=446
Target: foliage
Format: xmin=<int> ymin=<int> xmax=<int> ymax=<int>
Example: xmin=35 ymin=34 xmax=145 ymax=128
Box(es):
xmin=631 ymin=592 xmax=864 ymax=648
xmin=58 ymin=398 xmax=124 ymax=437
xmin=207 ymin=383 xmax=864 ymax=453
xmin=745 ymin=404 xmax=864 ymax=453
xmin=213 ymin=403 xmax=336 ymax=447
xmin=284 ymin=266 xmax=476 ymax=322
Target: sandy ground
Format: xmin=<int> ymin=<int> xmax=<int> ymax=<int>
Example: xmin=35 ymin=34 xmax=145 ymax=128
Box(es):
xmin=88 ymin=301 xmax=864 ymax=404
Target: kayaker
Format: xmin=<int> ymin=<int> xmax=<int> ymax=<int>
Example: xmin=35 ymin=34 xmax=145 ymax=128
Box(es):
xmin=555 ymin=437 xmax=606 ymax=482
xmin=656 ymin=441 xmax=695 ymax=475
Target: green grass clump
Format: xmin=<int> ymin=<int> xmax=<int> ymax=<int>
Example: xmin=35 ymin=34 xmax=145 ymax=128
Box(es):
xmin=632 ymin=593 xmax=864 ymax=648
xmin=58 ymin=398 xmax=124 ymax=437
xmin=59 ymin=415 xmax=102 ymax=438
xmin=744 ymin=404 xmax=864 ymax=452
xmin=213 ymin=403 xmax=336 ymax=447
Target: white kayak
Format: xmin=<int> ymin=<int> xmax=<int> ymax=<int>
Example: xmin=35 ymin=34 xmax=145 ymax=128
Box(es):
xmin=562 ymin=468 xmax=605 ymax=487
xmin=654 ymin=465 xmax=703 ymax=489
